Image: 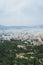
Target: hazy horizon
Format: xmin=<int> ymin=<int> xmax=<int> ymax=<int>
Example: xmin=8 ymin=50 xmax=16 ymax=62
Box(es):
xmin=0 ymin=0 xmax=43 ymax=26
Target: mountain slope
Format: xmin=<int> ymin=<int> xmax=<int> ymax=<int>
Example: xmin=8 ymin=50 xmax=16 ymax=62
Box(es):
xmin=0 ymin=25 xmax=43 ymax=30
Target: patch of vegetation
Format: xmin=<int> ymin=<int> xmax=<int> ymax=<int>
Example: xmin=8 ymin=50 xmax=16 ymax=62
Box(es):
xmin=0 ymin=41 xmax=43 ymax=65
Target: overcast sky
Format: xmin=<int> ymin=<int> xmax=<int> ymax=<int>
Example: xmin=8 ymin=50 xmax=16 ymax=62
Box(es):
xmin=0 ymin=0 xmax=43 ymax=26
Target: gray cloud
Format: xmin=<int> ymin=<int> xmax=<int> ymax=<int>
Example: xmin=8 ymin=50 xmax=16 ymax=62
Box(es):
xmin=0 ymin=0 xmax=43 ymax=26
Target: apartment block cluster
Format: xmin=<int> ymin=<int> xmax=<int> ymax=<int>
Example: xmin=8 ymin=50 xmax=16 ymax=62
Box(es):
xmin=0 ymin=30 xmax=43 ymax=45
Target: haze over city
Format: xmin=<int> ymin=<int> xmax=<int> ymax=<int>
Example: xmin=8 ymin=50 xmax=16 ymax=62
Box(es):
xmin=0 ymin=0 xmax=43 ymax=26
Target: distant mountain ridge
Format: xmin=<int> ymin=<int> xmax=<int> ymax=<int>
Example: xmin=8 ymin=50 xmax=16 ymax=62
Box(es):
xmin=0 ymin=25 xmax=43 ymax=30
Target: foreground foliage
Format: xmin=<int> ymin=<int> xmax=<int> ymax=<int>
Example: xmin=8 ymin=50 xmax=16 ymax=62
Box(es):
xmin=0 ymin=40 xmax=43 ymax=65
